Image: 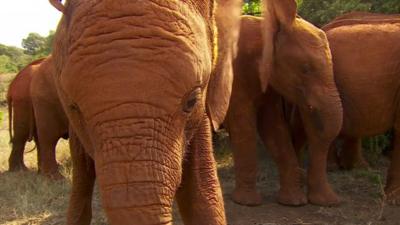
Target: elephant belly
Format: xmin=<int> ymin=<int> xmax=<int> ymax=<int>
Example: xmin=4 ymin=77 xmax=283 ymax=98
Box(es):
xmin=330 ymin=25 xmax=400 ymax=138
xmin=340 ymin=84 xmax=398 ymax=138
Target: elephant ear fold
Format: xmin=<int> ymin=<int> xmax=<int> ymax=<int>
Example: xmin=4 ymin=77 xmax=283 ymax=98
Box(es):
xmin=206 ymin=58 xmax=234 ymax=132
xmin=49 ymin=0 xmax=65 ymax=13
xmin=206 ymin=0 xmax=242 ymax=131
xmin=260 ymin=0 xmax=297 ymax=92
xmin=270 ymin=0 xmax=297 ymax=29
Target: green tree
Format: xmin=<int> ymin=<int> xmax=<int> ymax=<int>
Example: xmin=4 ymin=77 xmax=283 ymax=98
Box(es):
xmin=243 ymin=0 xmax=261 ymax=16
xmin=0 ymin=44 xmax=31 ymax=72
xmin=41 ymin=30 xmax=55 ymax=56
xmin=21 ymin=33 xmax=46 ymax=56
xmin=297 ymin=0 xmax=400 ymax=27
xmin=0 ymin=55 xmax=15 ymax=73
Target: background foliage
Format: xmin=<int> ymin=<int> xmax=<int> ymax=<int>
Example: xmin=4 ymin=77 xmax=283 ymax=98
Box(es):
xmin=0 ymin=31 xmax=54 ymax=73
xmin=243 ymin=0 xmax=400 ymax=26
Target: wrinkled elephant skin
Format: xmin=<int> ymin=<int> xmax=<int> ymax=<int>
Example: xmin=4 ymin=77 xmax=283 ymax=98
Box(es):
xmin=50 ymin=0 xmax=241 ymax=224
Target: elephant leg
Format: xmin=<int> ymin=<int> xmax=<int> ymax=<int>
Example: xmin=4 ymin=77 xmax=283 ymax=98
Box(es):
xmin=300 ymin=110 xmax=340 ymax=206
xmin=226 ymin=102 xmax=262 ymax=206
xmin=176 ymin=117 xmax=225 ymax=225
xmin=385 ymin=126 xmax=400 ymax=205
xmin=33 ymin=102 xmax=66 ymax=179
xmin=258 ymin=91 xmax=306 ymax=206
xmin=8 ymin=135 xmax=28 ymax=171
xmin=36 ymin=134 xmax=62 ymax=179
xmin=306 ymin=138 xmax=340 ymax=206
xmin=339 ymin=137 xmax=369 ymax=169
xmin=9 ymin=116 xmax=30 ymax=172
xmin=67 ymin=129 xmax=95 ymax=225
xmin=327 ymin=142 xmax=340 ymax=171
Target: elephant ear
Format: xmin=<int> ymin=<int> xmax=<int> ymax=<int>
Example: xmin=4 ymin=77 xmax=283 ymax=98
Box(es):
xmin=260 ymin=0 xmax=297 ymax=92
xmin=49 ymin=0 xmax=65 ymax=13
xmin=206 ymin=0 xmax=242 ymax=131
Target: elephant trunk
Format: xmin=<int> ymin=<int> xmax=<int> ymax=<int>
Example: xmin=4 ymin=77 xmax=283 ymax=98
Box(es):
xmin=90 ymin=106 xmax=184 ymax=225
xmin=302 ymin=84 xmax=343 ymax=143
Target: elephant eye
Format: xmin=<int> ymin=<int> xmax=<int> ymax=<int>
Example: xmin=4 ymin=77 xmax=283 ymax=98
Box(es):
xmin=183 ymin=88 xmax=201 ymax=113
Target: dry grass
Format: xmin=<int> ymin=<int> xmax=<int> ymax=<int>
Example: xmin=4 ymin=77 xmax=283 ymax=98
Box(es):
xmin=0 ymin=106 xmax=108 ymax=225
xmin=0 ymin=73 xmax=107 ymax=225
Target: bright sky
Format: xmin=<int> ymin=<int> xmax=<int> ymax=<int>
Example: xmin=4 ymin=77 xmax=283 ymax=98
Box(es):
xmin=0 ymin=0 xmax=62 ymax=48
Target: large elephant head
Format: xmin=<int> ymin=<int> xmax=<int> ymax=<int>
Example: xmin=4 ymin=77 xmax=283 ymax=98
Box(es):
xmin=261 ymin=0 xmax=342 ymax=140
xmin=50 ymin=0 xmax=241 ymax=224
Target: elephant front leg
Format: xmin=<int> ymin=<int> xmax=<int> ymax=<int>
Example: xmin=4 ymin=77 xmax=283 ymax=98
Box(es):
xmin=305 ymin=138 xmax=341 ymax=206
xmin=36 ymin=136 xmax=63 ymax=179
xmin=34 ymin=104 xmax=64 ymax=179
xmin=258 ymin=92 xmax=307 ymax=206
xmin=176 ymin=117 xmax=226 ymax=225
xmin=300 ymin=110 xmax=340 ymax=206
xmin=67 ymin=129 xmax=95 ymax=225
xmin=226 ymin=104 xmax=262 ymax=206
xmin=385 ymin=128 xmax=400 ymax=205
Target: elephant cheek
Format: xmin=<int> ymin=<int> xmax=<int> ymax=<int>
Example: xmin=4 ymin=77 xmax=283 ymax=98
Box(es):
xmin=92 ymin=117 xmax=184 ymax=225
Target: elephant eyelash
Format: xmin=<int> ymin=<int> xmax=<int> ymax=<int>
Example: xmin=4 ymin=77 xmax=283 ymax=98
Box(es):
xmin=182 ymin=87 xmax=202 ymax=114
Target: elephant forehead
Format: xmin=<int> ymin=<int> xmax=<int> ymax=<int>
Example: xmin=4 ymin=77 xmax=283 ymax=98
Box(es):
xmin=66 ymin=0 xmax=212 ymax=68
xmin=58 ymin=0 xmax=213 ymax=118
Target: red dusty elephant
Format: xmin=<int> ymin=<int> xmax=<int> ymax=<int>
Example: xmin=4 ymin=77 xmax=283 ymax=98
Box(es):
xmin=31 ymin=55 xmax=69 ymax=179
xmin=315 ymin=12 xmax=400 ymax=170
xmin=7 ymin=58 xmax=44 ymax=172
xmin=7 ymin=56 xmax=68 ymax=179
xmin=226 ymin=0 xmax=343 ymax=207
xmin=49 ymin=0 xmax=241 ymax=224
xmin=319 ymin=13 xmax=400 ymax=205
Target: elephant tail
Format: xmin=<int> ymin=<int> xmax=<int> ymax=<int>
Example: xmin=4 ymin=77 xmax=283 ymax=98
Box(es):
xmin=7 ymin=91 xmax=13 ymax=143
xmin=25 ymin=144 xmax=37 ymax=154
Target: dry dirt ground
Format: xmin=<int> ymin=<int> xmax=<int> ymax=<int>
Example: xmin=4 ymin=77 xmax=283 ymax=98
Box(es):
xmin=0 ymin=73 xmax=399 ymax=225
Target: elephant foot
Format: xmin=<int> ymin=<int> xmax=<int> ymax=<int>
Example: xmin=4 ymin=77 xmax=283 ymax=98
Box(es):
xmin=385 ymin=186 xmax=400 ymax=205
xmin=277 ymin=167 xmax=307 ymax=206
xmin=8 ymin=163 xmax=28 ymax=172
xmin=278 ymin=187 xmax=307 ymax=206
xmin=308 ymin=184 xmax=341 ymax=206
xmin=232 ymin=188 xmax=263 ymax=206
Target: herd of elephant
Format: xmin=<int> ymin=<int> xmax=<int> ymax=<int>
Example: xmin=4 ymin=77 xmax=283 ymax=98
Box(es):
xmin=3 ymin=0 xmax=400 ymax=224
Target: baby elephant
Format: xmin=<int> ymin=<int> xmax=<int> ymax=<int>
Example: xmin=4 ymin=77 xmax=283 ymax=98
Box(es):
xmin=226 ymin=0 xmax=343 ymax=207
xmin=49 ymin=0 xmax=242 ymax=224
xmin=7 ymin=56 xmax=68 ymax=179
xmin=321 ymin=12 xmax=400 ymax=205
